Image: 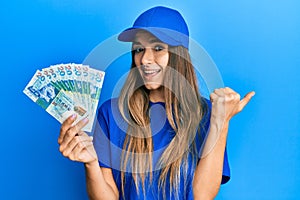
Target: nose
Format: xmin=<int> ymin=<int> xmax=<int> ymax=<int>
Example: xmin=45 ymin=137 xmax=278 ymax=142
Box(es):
xmin=141 ymin=47 xmax=154 ymax=65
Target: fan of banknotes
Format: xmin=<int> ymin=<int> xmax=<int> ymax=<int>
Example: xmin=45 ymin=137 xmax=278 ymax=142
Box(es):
xmin=23 ymin=63 xmax=105 ymax=132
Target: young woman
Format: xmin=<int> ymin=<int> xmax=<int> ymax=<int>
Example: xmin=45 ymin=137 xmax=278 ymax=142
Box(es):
xmin=58 ymin=6 xmax=254 ymax=200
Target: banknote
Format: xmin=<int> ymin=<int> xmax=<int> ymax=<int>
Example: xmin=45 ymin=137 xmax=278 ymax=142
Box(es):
xmin=23 ymin=64 xmax=105 ymax=132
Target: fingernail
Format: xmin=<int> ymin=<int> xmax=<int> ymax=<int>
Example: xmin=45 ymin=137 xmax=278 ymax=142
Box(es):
xmin=71 ymin=114 xmax=76 ymax=119
xmin=83 ymin=117 xmax=89 ymax=123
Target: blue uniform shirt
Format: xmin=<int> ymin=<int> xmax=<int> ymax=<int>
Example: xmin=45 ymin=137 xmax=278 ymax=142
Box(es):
xmin=93 ymin=98 xmax=230 ymax=199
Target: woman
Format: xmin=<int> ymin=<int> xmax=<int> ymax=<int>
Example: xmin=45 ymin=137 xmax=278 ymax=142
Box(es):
xmin=58 ymin=6 xmax=254 ymax=200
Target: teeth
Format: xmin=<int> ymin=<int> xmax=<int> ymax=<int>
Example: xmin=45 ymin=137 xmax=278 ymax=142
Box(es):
xmin=144 ymin=69 xmax=160 ymax=74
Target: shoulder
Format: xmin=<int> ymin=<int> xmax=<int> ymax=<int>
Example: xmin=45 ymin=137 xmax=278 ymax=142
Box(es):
xmin=97 ymin=98 xmax=119 ymax=118
xmin=195 ymin=97 xmax=211 ymax=140
xmin=97 ymin=98 xmax=122 ymax=128
xmin=99 ymin=98 xmax=119 ymax=111
xmin=201 ymin=97 xmax=211 ymax=109
xmin=97 ymin=98 xmax=127 ymax=132
xmin=200 ymin=97 xmax=211 ymax=121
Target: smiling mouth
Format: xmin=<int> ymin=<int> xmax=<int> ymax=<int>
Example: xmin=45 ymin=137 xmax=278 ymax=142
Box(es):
xmin=141 ymin=66 xmax=161 ymax=79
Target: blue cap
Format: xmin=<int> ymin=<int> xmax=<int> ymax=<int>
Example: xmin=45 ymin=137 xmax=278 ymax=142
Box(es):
xmin=118 ymin=6 xmax=189 ymax=49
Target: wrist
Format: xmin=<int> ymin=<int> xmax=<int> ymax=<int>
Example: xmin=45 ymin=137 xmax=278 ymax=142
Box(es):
xmin=210 ymin=116 xmax=229 ymax=129
xmin=210 ymin=117 xmax=229 ymax=141
xmin=84 ymin=159 xmax=99 ymax=169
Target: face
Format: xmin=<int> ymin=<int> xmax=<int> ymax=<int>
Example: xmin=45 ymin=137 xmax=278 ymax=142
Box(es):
xmin=132 ymin=31 xmax=169 ymax=91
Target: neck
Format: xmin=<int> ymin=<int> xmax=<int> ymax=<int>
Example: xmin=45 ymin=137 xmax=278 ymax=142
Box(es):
xmin=149 ymin=87 xmax=164 ymax=102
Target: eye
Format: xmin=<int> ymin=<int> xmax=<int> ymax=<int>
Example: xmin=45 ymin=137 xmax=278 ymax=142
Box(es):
xmin=154 ymin=45 xmax=164 ymax=51
xmin=133 ymin=47 xmax=144 ymax=53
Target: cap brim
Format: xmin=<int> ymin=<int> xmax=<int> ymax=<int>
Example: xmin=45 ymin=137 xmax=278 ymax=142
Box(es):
xmin=118 ymin=26 xmax=189 ymax=49
xmin=117 ymin=27 xmax=140 ymax=42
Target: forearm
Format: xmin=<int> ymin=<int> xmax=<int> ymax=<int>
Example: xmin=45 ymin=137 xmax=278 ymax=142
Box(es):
xmin=84 ymin=161 xmax=118 ymax=200
xmin=193 ymin=119 xmax=229 ymax=200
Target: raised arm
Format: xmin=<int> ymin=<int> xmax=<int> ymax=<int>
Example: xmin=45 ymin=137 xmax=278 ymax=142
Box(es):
xmin=193 ymin=87 xmax=255 ymax=200
xmin=58 ymin=114 xmax=119 ymax=200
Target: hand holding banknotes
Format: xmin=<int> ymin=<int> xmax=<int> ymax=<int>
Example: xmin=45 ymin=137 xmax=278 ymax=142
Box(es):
xmin=58 ymin=114 xmax=97 ymax=164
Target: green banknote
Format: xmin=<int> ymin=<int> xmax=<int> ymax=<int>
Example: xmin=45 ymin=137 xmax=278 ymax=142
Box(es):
xmin=23 ymin=64 xmax=105 ymax=132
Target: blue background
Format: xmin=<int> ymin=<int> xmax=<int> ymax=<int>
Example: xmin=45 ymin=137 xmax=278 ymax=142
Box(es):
xmin=1 ymin=0 xmax=299 ymax=199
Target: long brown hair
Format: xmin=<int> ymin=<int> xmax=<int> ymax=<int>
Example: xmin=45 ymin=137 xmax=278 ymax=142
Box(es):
xmin=118 ymin=44 xmax=207 ymax=199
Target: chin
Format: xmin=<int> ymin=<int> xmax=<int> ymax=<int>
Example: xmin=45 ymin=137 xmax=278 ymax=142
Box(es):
xmin=144 ymin=83 xmax=162 ymax=90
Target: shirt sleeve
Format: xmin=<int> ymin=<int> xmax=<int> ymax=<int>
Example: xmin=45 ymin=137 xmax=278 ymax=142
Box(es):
xmin=93 ymin=101 xmax=112 ymax=168
xmin=221 ymin=147 xmax=230 ymax=184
